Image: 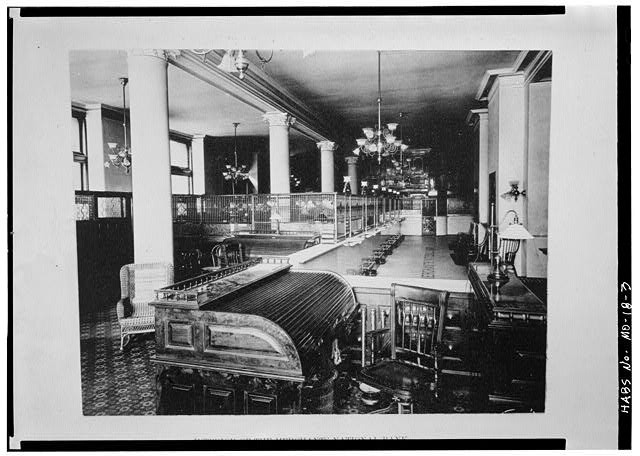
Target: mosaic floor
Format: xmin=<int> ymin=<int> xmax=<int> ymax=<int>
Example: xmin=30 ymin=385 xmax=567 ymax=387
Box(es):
xmin=80 ymin=308 xmax=157 ymax=415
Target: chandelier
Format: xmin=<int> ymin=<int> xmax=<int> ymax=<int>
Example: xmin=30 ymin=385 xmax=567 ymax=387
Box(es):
xmin=290 ymin=173 xmax=302 ymax=189
xmin=352 ymin=51 xmax=409 ymax=164
xmin=104 ymin=77 xmax=132 ymax=174
xmin=222 ymin=122 xmax=250 ymax=194
xmin=191 ymin=49 xmax=274 ymax=80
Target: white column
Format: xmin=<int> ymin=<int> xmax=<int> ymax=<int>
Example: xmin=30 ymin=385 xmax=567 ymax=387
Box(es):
xmin=263 ymin=111 xmax=295 ymax=194
xmin=128 ymin=49 xmax=173 ymax=265
xmin=345 ymin=156 xmax=359 ymax=195
xmin=489 ymin=73 xmax=527 ymax=273
xmin=191 ymin=134 xmax=206 ymax=194
xmin=85 ymin=103 xmax=106 ymax=191
xmin=13 ymin=36 xmax=83 ymax=431
xmin=317 ymin=140 xmax=336 ymax=193
xmin=469 ymin=108 xmax=489 ymax=224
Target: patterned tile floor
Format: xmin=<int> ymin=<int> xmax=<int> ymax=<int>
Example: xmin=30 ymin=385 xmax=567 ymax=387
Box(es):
xmin=80 ymin=308 xmax=157 ymax=415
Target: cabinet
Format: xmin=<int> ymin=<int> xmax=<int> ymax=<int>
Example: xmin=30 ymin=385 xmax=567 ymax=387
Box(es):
xmin=468 ymin=263 xmax=547 ymax=412
xmin=156 ymin=365 xmax=301 ymax=415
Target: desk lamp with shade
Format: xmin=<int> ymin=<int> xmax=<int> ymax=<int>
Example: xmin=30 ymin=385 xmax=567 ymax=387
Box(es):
xmin=487 ymin=205 xmax=534 ymax=281
xmin=499 ymin=209 xmax=534 ymax=275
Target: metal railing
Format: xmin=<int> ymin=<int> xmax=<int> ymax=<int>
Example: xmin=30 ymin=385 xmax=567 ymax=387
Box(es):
xmin=75 ymin=191 xmax=444 ymax=239
xmin=75 ymin=191 xmax=411 ymax=240
xmin=172 ymin=193 xmax=412 ymax=242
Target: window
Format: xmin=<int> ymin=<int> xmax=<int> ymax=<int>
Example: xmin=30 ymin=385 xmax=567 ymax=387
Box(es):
xmin=171 ymin=174 xmax=191 ymax=194
xmin=170 ymin=132 xmax=193 ymax=195
xmin=72 ymin=107 xmax=88 ymax=190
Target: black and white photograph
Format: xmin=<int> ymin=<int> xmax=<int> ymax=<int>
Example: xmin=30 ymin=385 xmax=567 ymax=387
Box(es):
xmin=9 ymin=5 xmax=629 ymax=450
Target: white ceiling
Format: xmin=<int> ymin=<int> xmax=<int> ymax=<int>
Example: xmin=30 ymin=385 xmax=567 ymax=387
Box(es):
xmin=69 ymin=49 xmax=521 ymax=149
xmin=70 ymin=50 xmax=272 ymax=138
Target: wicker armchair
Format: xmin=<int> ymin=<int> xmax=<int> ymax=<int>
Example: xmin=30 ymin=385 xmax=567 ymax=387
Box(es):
xmin=116 ymin=262 xmax=174 ymax=350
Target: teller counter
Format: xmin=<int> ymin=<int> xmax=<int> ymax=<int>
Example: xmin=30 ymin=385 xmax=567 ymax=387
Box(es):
xmin=468 ymin=262 xmax=547 ymax=411
xmin=150 ymin=258 xmax=359 ymax=414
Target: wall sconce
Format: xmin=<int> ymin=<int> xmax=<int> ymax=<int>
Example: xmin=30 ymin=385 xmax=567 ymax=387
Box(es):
xmin=501 ymin=180 xmax=527 ymax=201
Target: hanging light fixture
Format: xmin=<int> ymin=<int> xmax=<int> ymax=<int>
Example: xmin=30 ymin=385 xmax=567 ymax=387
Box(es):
xmin=222 ymin=122 xmax=249 ymax=194
xmin=290 ymin=173 xmax=302 ymax=189
xmin=352 ymin=51 xmax=409 ymax=164
xmin=104 ymin=77 xmax=132 ymax=174
xmin=191 ymin=49 xmax=274 ymax=80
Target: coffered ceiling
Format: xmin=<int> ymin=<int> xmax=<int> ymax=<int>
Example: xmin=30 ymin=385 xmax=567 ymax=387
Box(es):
xmin=69 ymin=49 xmax=521 ymax=150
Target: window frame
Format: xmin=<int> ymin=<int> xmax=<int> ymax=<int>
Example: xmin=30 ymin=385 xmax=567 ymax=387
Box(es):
xmin=169 ymin=130 xmax=194 ymax=195
xmin=71 ymin=104 xmax=88 ymax=190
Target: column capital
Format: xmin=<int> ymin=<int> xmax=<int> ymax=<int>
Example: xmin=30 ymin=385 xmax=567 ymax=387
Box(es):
xmin=192 ymin=133 xmax=207 ymax=141
xmin=497 ymin=72 xmax=526 ymax=88
xmin=128 ymin=49 xmax=180 ymax=61
xmin=263 ymin=111 xmax=296 ymax=129
xmin=345 ymin=156 xmax=359 ymax=165
xmin=84 ymin=102 xmax=102 ymax=111
xmin=317 ymin=140 xmax=336 ymax=152
xmin=466 ymin=108 xmax=489 ymax=128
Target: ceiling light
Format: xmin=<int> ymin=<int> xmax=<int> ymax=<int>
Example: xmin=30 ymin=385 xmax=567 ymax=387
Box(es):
xmin=193 ymin=49 xmax=274 ymax=80
xmin=352 ymin=51 xmax=408 ymax=165
xmin=221 ymin=122 xmax=249 ymax=194
xmin=104 ymin=77 xmax=131 ymax=174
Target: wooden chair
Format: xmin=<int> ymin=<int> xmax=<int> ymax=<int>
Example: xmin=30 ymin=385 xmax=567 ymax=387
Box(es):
xmin=471 ymin=223 xmax=490 ymax=263
xmin=359 ymin=284 xmax=449 ymax=413
xmin=117 ymin=262 xmax=174 ymax=350
xmin=176 ymin=248 xmax=203 ymax=280
xmin=499 ymin=238 xmax=521 ymax=273
xmin=455 ymin=222 xmax=489 ymax=265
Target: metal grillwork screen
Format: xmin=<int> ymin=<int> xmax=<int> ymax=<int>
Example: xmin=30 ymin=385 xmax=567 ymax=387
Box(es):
xmin=76 ymin=192 xmax=411 ymax=241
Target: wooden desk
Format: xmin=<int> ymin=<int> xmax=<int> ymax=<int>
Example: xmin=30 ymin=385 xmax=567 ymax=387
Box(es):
xmin=150 ymin=258 xmax=358 ymax=415
xmin=468 ymin=263 xmax=547 ymax=412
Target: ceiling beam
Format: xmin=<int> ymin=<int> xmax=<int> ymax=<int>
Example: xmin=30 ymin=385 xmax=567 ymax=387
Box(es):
xmin=167 ymin=50 xmax=337 ymax=144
